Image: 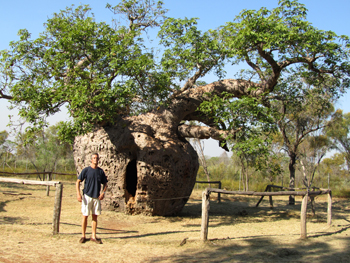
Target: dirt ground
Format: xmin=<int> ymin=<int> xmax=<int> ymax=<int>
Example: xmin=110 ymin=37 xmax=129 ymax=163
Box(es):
xmin=0 ymin=181 xmax=349 ymax=263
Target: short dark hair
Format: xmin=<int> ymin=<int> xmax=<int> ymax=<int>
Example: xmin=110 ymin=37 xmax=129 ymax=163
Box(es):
xmin=91 ymin=153 xmax=99 ymax=159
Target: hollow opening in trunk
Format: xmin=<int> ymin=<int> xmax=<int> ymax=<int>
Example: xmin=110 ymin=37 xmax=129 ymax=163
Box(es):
xmin=126 ymin=159 xmax=137 ymax=197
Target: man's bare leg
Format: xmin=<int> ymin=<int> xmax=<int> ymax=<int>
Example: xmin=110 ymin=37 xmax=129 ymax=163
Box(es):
xmin=82 ymin=216 xmax=88 ymax=238
xmin=91 ymin=214 xmax=98 ymax=239
xmin=79 ymin=215 xmax=89 ymax=243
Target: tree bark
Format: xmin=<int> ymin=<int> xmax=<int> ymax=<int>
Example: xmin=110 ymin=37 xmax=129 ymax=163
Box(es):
xmin=289 ymin=152 xmax=296 ymax=205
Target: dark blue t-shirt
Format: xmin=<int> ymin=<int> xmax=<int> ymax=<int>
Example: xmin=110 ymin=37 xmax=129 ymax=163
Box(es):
xmin=78 ymin=166 xmax=108 ymax=198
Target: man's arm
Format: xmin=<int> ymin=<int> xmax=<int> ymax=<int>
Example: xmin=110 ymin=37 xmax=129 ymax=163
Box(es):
xmin=98 ymin=183 xmax=107 ymax=200
xmin=76 ymin=179 xmax=83 ymax=202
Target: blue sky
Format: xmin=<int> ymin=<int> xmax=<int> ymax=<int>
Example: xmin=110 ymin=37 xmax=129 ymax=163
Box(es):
xmin=1 ymin=0 xmax=350 ymax=156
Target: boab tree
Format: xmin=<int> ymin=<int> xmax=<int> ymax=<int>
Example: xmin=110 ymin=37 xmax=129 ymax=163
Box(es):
xmin=1 ymin=0 xmax=349 ymax=215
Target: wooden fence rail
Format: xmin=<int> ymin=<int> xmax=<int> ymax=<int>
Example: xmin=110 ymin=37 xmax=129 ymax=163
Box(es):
xmin=0 ymin=171 xmax=76 ymax=196
xmin=0 ymin=171 xmax=76 ymax=176
xmin=256 ymin=184 xmax=322 ymax=208
xmin=0 ymin=177 xmax=63 ymax=235
xmin=200 ymin=187 xmax=332 ymax=241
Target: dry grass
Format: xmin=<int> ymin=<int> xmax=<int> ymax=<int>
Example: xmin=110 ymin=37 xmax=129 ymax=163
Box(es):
xmin=0 ymin=180 xmax=350 ymax=263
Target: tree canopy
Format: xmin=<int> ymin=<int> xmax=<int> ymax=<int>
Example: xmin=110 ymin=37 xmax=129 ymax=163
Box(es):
xmin=1 ymin=0 xmax=349 ymax=145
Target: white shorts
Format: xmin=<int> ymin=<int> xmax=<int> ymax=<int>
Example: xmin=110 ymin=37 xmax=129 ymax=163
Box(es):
xmin=81 ymin=194 xmax=101 ymax=216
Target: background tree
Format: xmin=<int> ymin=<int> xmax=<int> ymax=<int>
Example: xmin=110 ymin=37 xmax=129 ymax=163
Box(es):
xmin=0 ymin=131 xmax=9 ymax=155
xmin=320 ymin=153 xmax=348 ymax=193
xmin=269 ymin=73 xmax=338 ymax=204
xmin=255 ymin=137 xmax=284 ymax=185
xmin=191 ymin=138 xmax=211 ymax=185
xmin=15 ymin=123 xmax=74 ymax=179
xmin=325 ymin=110 xmax=350 ymax=173
xmin=298 ymin=134 xmax=329 ymax=184
xmin=1 ymin=0 xmax=349 ymax=215
xmin=0 ymin=130 xmax=16 ymax=171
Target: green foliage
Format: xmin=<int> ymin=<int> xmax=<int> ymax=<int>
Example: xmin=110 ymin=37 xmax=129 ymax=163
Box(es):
xmin=0 ymin=130 xmax=9 ymax=148
xmin=333 ymin=188 xmax=350 ymax=198
xmin=158 ymin=17 xmax=226 ymax=81
xmin=196 ymin=150 xmax=350 ymax=197
xmin=264 ymin=68 xmax=339 ymax=190
xmin=200 ymin=92 xmax=276 ymax=161
xmin=256 ymin=153 xmax=284 ymax=183
xmin=1 ymin=0 xmax=350 ymax=153
xmin=1 ymin=1 xmax=169 ymax=142
xmin=325 ymin=110 xmax=350 ymax=172
xmin=0 ymin=130 xmax=15 ymax=160
xmin=221 ymin=0 xmax=350 ymax=82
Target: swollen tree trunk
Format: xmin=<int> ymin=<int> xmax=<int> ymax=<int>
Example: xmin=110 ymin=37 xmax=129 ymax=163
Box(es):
xmin=73 ymin=112 xmax=199 ymax=216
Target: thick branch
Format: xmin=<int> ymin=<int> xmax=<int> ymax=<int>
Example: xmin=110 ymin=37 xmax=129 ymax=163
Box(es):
xmin=187 ymin=78 xmax=264 ymax=99
xmin=278 ymin=55 xmax=334 ymax=74
xmin=256 ymin=44 xmax=281 ymax=89
xmin=167 ymin=78 xmax=269 ymax=125
xmin=169 ymin=64 xmax=205 ymax=100
xmin=177 ymin=124 xmax=240 ymax=141
xmin=183 ymin=112 xmax=217 ymax=127
xmin=245 ymin=54 xmax=266 ymax=81
xmin=63 ymin=56 xmax=91 ymax=82
xmin=0 ymin=91 xmax=13 ymax=100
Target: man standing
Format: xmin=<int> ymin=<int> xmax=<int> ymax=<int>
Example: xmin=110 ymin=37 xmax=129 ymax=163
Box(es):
xmin=76 ymin=153 xmax=108 ymax=244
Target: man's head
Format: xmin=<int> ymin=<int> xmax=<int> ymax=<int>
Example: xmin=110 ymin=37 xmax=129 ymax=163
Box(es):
xmin=91 ymin=153 xmax=99 ymax=166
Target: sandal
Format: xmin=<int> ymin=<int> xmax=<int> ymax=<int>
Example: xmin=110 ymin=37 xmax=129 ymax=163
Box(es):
xmin=90 ymin=238 xmax=102 ymax=244
xmin=79 ymin=237 xmax=86 ymax=243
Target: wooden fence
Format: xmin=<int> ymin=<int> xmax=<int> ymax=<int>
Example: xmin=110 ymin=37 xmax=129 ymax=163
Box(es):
xmin=200 ymin=187 xmax=332 ymax=241
xmin=0 ymin=171 xmax=76 ymax=196
xmin=0 ymin=171 xmax=76 ymax=178
xmin=195 ymin=181 xmax=221 ymax=202
xmin=0 ymin=177 xmax=63 ymax=235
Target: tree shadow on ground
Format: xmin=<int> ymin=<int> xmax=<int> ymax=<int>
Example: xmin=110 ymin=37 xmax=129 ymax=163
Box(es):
xmin=0 ymin=200 xmax=10 ymax=212
xmin=108 ymin=229 xmax=199 ymax=240
xmin=172 ymin=196 xmax=350 ymax=230
xmin=0 ymin=215 xmax=25 ymax=225
xmin=0 ymin=198 xmax=27 ymax=225
xmin=171 ymin=196 xmax=304 ymax=228
xmin=0 ymin=182 xmax=47 ymax=194
xmin=147 ymin=235 xmax=350 ymax=263
xmin=58 ymin=222 xmax=139 ymax=236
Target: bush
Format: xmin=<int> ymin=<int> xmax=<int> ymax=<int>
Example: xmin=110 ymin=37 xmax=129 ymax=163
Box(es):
xmin=332 ymin=188 xmax=350 ymax=198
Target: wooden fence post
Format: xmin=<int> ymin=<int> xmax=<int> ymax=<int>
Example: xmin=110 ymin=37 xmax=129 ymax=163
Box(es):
xmin=300 ymin=194 xmax=308 ymax=239
xmin=200 ymin=188 xmax=210 ymax=241
xmin=327 ymin=191 xmax=332 ymax=226
xmin=46 ymin=173 xmax=51 ymax=196
xmin=218 ymin=182 xmax=221 ymax=203
xmin=52 ymin=183 xmax=63 ymax=235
